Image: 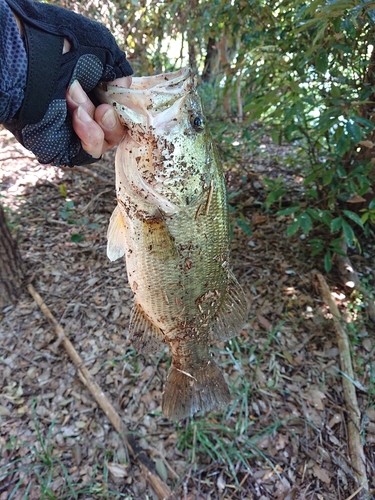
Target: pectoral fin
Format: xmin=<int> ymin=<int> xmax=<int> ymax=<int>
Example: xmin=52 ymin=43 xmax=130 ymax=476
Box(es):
xmin=142 ymin=217 xmax=177 ymax=260
xmin=130 ymin=304 xmax=166 ymax=354
xmin=107 ymin=204 xmax=127 ymax=261
xmin=210 ymin=272 xmax=248 ymax=341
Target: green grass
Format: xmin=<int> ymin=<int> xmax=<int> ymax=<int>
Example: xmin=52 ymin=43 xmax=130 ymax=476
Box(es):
xmin=0 ymin=401 xmax=131 ymax=500
xmin=174 ymin=328 xmax=288 ymax=490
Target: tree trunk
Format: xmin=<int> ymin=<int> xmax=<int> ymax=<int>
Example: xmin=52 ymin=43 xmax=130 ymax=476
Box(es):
xmin=0 ymin=203 xmax=25 ymax=309
xmin=202 ymin=37 xmax=219 ymax=83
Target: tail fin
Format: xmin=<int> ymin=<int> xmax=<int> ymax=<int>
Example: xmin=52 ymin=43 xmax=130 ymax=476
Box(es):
xmin=162 ymin=360 xmax=230 ymax=420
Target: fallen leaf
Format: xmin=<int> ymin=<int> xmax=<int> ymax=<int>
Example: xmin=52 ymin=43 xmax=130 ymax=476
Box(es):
xmin=256 ymin=312 xmax=272 ymax=331
xmin=217 ymin=472 xmax=226 ymax=491
xmin=328 ymin=413 xmax=342 ymax=428
xmin=313 ymin=464 xmax=331 ymax=484
xmin=305 ymin=389 xmax=326 ymax=410
xmin=106 ymin=462 xmax=128 ymax=478
xmin=359 ymin=140 xmax=374 ymax=148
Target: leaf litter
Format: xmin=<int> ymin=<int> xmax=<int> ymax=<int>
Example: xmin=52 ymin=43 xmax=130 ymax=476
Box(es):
xmin=1 ymin=127 xmax=375 ymax=499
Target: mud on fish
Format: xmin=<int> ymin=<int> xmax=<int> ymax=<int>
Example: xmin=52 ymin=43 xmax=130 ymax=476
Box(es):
xmin=97 ymin=67 xmax=247 ymax=420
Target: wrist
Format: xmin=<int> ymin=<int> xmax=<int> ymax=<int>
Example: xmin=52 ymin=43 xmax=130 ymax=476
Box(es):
xmin=12 ymin=11 xmax=24 ymax=35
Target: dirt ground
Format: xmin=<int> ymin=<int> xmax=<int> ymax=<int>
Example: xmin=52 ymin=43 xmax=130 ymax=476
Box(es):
xmin=1 ymin=127 xmax=375 ymax=500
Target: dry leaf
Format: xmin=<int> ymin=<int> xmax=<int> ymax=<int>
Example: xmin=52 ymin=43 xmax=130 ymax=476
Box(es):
xmin=256 ymin=312 xmax=272 ymax=331
xmin=106 ymin=462 xmax=128 ymax=478
xmin=328 ymin=413 xmax=342 ymax=428
xmin=313 ymin=464 xmax=331 ymax=484
xmin=347 ymin=194 xmax=366 ymax=203
xmin=359 ymin=140 xmax=374 ymax=148
xmin=305 ymin=389 xmax=326 ymax=410
xmin=217 ymin=472 xmax=226 ymax=491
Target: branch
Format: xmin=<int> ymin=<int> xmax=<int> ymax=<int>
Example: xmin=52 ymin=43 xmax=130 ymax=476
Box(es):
xmin=27 ymin=283 xmax=173 ymax=500
xmin=316 ymin=274 xmax=368 ymax=494
xmin=61 ymin=165 xmax=112 ymax=184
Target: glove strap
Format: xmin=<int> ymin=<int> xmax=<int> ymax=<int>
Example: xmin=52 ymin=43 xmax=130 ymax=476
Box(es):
xmin=19 ymin=23 xmax=63 ymax=124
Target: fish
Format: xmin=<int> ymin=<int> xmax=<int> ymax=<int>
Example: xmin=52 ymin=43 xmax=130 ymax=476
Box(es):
xmin=96 ymin=67 xmax=247 ymax=420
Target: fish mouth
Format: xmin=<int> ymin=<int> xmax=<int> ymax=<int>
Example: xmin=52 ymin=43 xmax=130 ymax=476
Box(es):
xmin=129 ymin=67 xmax=192 ymax=91
xmin=95 ymin=67 xmax=194 ymax=122
xmin=99 ymin=66 xmax=192 ymax=93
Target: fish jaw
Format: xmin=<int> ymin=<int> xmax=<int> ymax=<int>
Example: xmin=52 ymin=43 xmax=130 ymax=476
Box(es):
xmin=95 ymin=67 xmax=193 ymax=131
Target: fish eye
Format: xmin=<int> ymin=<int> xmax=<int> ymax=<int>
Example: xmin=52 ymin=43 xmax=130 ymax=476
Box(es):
xmin=190 ymin=115 xmax=204 ymax=131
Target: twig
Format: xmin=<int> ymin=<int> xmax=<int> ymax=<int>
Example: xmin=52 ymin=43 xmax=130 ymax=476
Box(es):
xmin=62 ymin=165 xmax=113 ymax=184
xmin=317 ymin=274 xmax=368 ymax=494
xmin=344 ymin=484 xmax=366 ymax=500
xmin=27 ymin=283 xmax=173 ymax=500
xmin=80 ymin=187 xmax=113 ymax=214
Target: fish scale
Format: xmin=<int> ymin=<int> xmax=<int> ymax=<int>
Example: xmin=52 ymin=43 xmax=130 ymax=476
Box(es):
xmin=97 ymin=67 xmax=247 ymax=419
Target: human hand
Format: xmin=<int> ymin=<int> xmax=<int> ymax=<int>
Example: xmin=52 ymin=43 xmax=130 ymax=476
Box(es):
xmin=67 ymin=77 xmax=132 ymax=159
xmin=4 ymin=0 xmax=133 ymax=167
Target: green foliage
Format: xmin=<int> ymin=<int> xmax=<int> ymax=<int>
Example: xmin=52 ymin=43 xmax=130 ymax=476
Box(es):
xmin=58 ymin=0 xmax=375 ymax=266
xmin=228 ymin=190 xmax=253 ymax=239
xmin=58 ymin=200 xmax=99 ymax=242
xmin=236 ymin=0 xmax=375 ymax=263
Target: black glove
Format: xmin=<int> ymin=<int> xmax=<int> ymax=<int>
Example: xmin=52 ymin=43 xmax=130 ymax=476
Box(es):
xmin=4 ymin=0 xmax=133 ymax=167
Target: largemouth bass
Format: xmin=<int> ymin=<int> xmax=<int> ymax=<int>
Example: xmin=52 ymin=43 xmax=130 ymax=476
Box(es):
xmin=97 ymin=67 xmax=247 ymax=420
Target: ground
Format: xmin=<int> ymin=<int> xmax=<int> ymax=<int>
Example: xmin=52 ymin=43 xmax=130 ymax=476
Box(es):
xmin=0 ymin=127 xmax=375 ymax=500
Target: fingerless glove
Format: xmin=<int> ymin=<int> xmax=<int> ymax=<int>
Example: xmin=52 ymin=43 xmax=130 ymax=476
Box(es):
xmin=3 ymin=0 xmax=133 ymax=166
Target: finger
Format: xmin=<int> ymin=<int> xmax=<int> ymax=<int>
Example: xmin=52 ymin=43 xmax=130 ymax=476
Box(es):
xmin=95 ymin=104 xmax=126 ymax=148
xmin=72 ymin=105 xmax=105 ymax=158
xmin=108 ymin=76 xmax=132 ymax=88
xmin=67 ymin=80 xmax=95 ymax=117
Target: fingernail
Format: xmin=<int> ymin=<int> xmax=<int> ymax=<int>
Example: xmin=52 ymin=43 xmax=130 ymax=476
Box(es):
xmin=69 ymin=80 xmax=87 ymax=105
xmin=101 ymin=108 xmax=117 ymax=129
xmin=77 ymin=105 xmax=92 ymax=123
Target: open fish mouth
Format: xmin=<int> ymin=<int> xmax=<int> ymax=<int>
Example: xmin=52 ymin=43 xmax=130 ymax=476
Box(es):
xmin=96 ymin=67 xmax=194 ymax=118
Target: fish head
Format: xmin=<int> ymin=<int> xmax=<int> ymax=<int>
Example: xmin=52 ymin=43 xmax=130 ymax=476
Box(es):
xmin=97 ymin=67 xmax=207 ymax=140
xmin=96 ymin=67 xmax=214 ymax=210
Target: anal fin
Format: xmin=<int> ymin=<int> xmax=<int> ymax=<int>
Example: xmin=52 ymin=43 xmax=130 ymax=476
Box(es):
xmin=130 ymin=303 xmax=166 ymax=354
xmin=210 ymin=271 xmax=248 ymax=341
xmin=107 ymin=204 xmax=127 ymax=261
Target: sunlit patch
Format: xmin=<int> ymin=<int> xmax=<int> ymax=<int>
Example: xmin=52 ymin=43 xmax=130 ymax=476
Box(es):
xmin=0 ymin=128 xmax=63 ymax=210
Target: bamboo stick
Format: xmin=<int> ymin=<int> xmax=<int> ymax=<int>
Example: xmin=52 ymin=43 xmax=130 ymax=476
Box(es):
xmin=27 ymin=283 xmax=173 ymax=500
xmin=317 ymin=274 xmax=368 ymax=494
